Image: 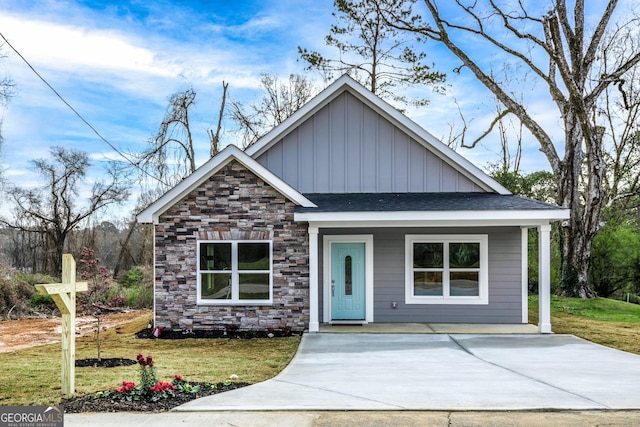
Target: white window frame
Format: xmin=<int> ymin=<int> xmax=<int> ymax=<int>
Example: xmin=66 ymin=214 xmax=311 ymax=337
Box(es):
xmin=405 ymin=234 xmax=488 ymax=305
xmin=197 ymin=240 xmax=273 ymax=305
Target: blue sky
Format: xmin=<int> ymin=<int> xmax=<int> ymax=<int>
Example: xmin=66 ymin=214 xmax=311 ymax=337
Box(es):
xmin=0 ymin=0 xmax=560 ymax=219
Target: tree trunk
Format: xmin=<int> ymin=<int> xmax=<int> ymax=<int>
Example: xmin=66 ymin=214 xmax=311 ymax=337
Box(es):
xmin=52 ymin=238 xmax=65 ymax=277
xmin=556 ymin=108 xmax=602 ymax=299
xmin=559 ymin=224 xmax=596 ymax=298
xmin=113 ymin=220 xmax=137 ymax=278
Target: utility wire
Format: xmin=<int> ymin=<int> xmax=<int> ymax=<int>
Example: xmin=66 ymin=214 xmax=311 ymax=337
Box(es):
xmin=0 ymin=31 xmax=166 ymax=185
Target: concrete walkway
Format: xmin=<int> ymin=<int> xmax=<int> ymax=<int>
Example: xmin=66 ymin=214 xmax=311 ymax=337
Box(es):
xmin=319 ymin=322 xmax=539 ymax=334
xmin=65 ymin=410 xmax=640 ymax=427
xmin=177 ymin=333 xmax=640 ymax=411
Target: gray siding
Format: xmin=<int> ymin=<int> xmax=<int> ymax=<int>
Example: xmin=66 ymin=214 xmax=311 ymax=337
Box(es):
xmin=319 ymin=227 xmax=523 ymax=324
xmin=256 ymin=92 xmax=483 ymax=194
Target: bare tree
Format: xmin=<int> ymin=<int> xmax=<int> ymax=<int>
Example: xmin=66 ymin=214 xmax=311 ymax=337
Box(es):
xmin=138 ymin=88 xmax=197 ymax=189
xmin=0 ymin=44 xmax=15 ymax=184
xmin=379 ymin=0 xmax=640 ymax=298
xmin=0 ymin=147 xmax=129 ymax=276
xmin=209 ymin=81 xmax=229 ymax=158
xmin=231 ymin=74 xmax=315 ymax=149
xmin=599 ymin=26 xmax=640 ymax=215
xmin=138 ymin=82 xmax=229 ymax=190
xmin=298 ymin=0 xmax=445 ymax=107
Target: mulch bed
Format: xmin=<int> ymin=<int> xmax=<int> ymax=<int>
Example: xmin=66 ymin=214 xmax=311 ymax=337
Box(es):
xmin=75 ymin=358 xmax=137 ymax=368
xmin=135 ymin=327 xmax=302 ymax=340
xmin=61 ymin=382 xmax=249 ymax=413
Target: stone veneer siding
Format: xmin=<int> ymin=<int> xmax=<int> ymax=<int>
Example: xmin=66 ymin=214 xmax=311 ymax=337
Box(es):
xmin=154 ymin=160 xmax=309 ymax=331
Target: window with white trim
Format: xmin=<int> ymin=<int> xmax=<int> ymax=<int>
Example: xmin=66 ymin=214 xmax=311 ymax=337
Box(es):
xmin=405 ymin=235 xmax=488 ymax=305
xmin=197 ymin=240 xmax=272 ymax=304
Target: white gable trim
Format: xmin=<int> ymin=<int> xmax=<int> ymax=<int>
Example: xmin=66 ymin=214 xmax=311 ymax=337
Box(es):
xmin=246 ymin=75 xmax=511 ymax=195
xmin=137 ymin=145 xmax=316 ymax=224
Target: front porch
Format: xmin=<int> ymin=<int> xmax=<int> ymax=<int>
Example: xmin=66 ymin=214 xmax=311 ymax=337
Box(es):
xmin=318 ymin=322 xmax=539 ymax=334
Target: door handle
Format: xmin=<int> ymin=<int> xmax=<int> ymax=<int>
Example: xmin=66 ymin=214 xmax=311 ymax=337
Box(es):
xmin=331 ymin=284 xmax=335 ymax=297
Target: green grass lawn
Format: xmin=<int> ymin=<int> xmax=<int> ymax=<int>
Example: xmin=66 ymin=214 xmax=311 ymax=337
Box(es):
xmin=2 ymin=297 xmax=638 ymax=407
xmin=0 ymin=314 xmax=301 ymax=406
xmin=529 ymin=295 xmax=640 ymax=355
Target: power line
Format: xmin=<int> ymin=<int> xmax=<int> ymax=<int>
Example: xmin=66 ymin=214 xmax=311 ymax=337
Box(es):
xmin=0 ymin=31 xmax=166 ymax=185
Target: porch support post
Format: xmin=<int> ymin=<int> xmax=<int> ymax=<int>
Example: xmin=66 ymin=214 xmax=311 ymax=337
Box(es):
xmin=308 ymin=225 xmax=320 ymax=333
xmin=521 ymin=227 xmax=529 ymax=324
xmin=538 ymin=224 xmax=552 ymax=333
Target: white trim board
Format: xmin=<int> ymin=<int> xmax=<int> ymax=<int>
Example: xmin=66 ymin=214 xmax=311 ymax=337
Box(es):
xmin=296 ymin=209 xmax=569 ymax=224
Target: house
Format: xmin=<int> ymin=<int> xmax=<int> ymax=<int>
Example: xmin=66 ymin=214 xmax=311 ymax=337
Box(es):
xmin=137 ymin=75 xmax=569 ymax=334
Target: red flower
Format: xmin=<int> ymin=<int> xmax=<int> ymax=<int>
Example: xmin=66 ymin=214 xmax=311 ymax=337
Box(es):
xmin=146 ymin=355 xmax=153 ymax=366
xmin=174 ymin=374 xmax=183 ymax=381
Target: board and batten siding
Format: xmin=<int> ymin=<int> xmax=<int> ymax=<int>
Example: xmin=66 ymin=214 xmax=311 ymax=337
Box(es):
xmin=256 ymin=91 xmax=483 ymax=194
xmin=319 ymin=227 xmax=523 ymax=324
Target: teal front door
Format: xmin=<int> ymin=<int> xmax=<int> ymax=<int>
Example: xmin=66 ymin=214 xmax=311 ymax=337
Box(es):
xmin=331 ymin=242 xmax=366 ymax=320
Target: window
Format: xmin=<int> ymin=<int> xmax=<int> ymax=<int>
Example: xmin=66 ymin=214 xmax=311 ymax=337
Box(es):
xmin=405 ymin=235 xmax=488 ymax=305
xmin=198 ymin=241 xmax=272 ymax=304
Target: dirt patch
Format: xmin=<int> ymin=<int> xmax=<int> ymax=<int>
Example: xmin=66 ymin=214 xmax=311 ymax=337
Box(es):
xmin=0 ymin=310 xmax=152 ymax=353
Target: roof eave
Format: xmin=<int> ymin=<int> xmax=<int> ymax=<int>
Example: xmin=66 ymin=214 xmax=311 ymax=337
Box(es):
xmin=294 ymin=209 xmax=570 ymax=227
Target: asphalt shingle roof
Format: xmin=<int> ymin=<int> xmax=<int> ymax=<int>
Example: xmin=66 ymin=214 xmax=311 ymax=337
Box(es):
xmin=295 ymin=193 xmax=564 ymax=213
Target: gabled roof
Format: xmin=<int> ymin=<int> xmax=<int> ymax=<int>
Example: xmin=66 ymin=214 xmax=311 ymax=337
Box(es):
xmin=246 ymin=75 xmax=511 ymax=195
xmin=137 ymin=145 xmax=316 ymax=224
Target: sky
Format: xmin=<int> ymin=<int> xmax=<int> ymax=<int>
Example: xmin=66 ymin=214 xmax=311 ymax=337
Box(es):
xmin=0 ymin=0 xmax=570 ymax=220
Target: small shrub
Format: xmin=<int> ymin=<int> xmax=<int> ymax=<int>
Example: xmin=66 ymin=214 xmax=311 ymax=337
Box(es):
xmin=118 ymin=267 xmax=153 ymax=289
xmin=29 ymin=293 xmax=56 ymax=310
xmin=120 ymin=266 xmax=153 ymax=309
xmin=17 ymin=272 xmax=57 ymax=286
xmin=0 ymin=262 xmax=37 ymax=318
xmin=126 ymin=285 xmax=153 ymax=309
xmin=118 ymin=268 xmax=144 ymax=288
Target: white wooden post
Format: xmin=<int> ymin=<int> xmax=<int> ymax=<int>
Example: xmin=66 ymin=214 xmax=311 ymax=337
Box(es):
xmin=521 ymin=227 xmax=529 ymax=324
xmin=35 ymin=254 xmax=88 ymax=395
xmin=308 ymin=226 xmax=319 ymax=333
xmin=538 ymin=224 xmax=552 ymax=333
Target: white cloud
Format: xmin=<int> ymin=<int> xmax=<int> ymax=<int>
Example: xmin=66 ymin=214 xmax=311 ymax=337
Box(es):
xmin=0 ymin=14 xmax=179 ymax=78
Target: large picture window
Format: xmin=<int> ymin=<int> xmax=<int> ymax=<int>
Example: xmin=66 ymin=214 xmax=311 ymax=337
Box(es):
xmin=405 ymin=235 xmax=488 ymax=305
xmin=198 ymin=240 xmax=272 ymax=304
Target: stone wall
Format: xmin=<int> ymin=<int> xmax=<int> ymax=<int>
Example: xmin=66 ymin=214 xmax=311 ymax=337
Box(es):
xmin=154 ymin=160 xmax=309 ymax=331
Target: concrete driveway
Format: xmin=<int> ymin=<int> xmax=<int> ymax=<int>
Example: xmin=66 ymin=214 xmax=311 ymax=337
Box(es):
xmin=177 ymin=333 xmax=640 ymax=411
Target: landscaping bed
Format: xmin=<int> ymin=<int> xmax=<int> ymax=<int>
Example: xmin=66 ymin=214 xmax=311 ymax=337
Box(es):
xmin=136 ymin=326 xmax=302 ymax=340
xmin=75 ymin=358 xmax=137 ymax=368
xmin=61 ymin=381 xmax=249 ymax=412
